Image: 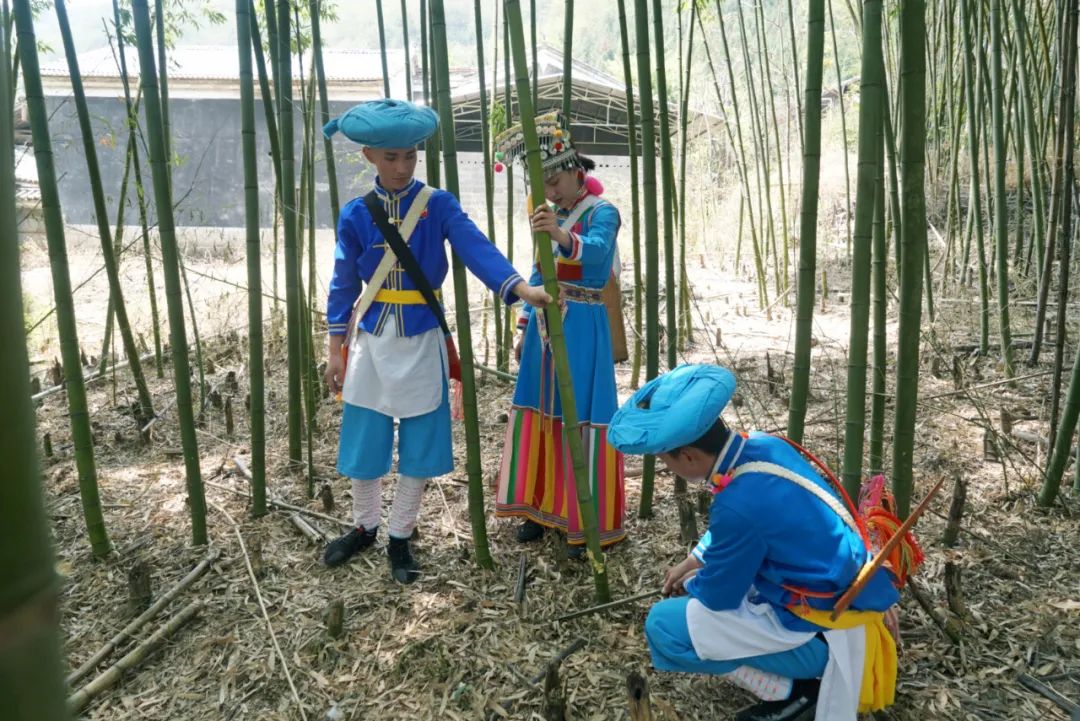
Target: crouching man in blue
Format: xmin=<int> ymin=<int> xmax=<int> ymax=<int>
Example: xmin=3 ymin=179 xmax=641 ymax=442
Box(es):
xmin=322 ymin=99 xmax=551 ymax=583
xmin=608 ymin=365 xmax=904 ymax=721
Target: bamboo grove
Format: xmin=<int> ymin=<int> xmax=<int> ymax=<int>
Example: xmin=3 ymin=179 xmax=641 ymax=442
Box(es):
xmin=5 ymin=4 xmax=1080 ymax=700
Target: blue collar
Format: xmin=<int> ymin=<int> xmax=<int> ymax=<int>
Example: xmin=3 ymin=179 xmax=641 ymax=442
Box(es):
xmin=374 ymin=177 xmax=419 ymax=201
xmin=713 ymin=430 xmax=747 ymax=477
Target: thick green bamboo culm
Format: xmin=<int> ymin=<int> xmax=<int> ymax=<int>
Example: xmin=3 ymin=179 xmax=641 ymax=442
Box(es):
xmin=869 ymin=113 xmax=887 ymax=477
xmin=431 ymin=0 xmax=494 ymax=570
xmin=16 ymin=0 xmax=111 ymax=559
xmin=236 ymin=0 xmax=266 ymax=518
xmin=990 ymin=0 xmax=1015 ymax=378
xmin=504 ymin=0 xmax=610 ymax=603
xmin=840 ymin=0 xmax=885 ymax=498
xmin=653 ymin=0 xmax=677 ymax=370
xmin=616 ymin=0 xmax=643 ymax=390
xmin=0 ymin=9 xmax=70 ymax=706
xmin=275 ymin=0 xmax=303 ymax=466
xmin=891 ymin=0 xmax=928 ymax=519
xmin=310 ymin=0 xmax=340 ymax=227
xmin=130 ymin=0 xmax=207 ymax=544
xmin=785 ymin=0 xmax=826 ymax=444
xmin=634 ymin=0 xmax=660 ymax=518
xmin=55 ymin=0 xmax=155 ymax=427
xmin=1039 ymin=343 xmax=1080 ymax=506
xmin=676 ymin=2 xmax=696 ymax=351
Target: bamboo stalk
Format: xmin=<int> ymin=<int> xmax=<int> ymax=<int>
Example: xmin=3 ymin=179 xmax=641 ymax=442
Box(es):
xmin=55 ymin=0 xmax=155 ymax=426
xmin=0 ymin=4 xmax=69 ymax=708
xmin=616 ymin=0 xmax=643 ymax=389
xmin=786 ymin=0 xmax=827 ymax=444
xmin=16 ymin=0 xmax=111 ymax=557
xmin=841 ymin=0 xmax=886 ymax=497
xmin=892 ymin=0 xmax=929 ymax=518
xmin=990 ymin=0 xmax=1016 ymax=378
xmin=635 ymin=0 xmax=660 ymax=518
xmin=235 ymin=0 xmax=266 ymax=518
xmin=505 ymin=0 xmax=610 ymax=602
xmin=430 ymin=0 xmax=494 ymax=570
xmin=131 ymin=0 xmax=206 ymax=544
xmin=653 ymin=0 xmax=677 ymax=369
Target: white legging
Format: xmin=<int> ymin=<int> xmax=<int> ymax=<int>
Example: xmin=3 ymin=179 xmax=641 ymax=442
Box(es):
xmin=351 ymin=475 xmax=428 ymax=539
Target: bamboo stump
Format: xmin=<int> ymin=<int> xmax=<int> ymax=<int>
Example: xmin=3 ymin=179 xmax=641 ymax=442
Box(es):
xmin=626 ymin=670 xmax=653 ymax=721
xmin=127 ymin=561 xmax=152 ymax=616
xmin=696 ymin=489 xmax=711 ymax=517
xmin=944 ymin=561 xmax=967 ymax=618
xmin=225 ymin=397 xmax=234 ymax=436
xmin=677 ymin=496 xmax=698 ymax=546
xmin=542 ymin=662 xmax=567 ymax=721
xmin=942 ymin=477 xmax=967 ymax=548
xmin=319 ymin=483 xmax=335 ymax=513
xmin=325 ymin=599 xmax=345 ymax=639
xmin=43 ymin=432 xmax=52 ymax=458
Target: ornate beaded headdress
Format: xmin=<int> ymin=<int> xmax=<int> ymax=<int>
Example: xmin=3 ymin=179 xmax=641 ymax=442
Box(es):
xmin=492 ymin=111 xmax=578 ymax=177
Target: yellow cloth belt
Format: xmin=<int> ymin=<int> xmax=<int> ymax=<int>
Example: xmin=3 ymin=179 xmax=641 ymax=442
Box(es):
xmin=795 ymin=607 xmax=897 ymax=713
xmin=374 ymin=288 xmax=441 ymax=305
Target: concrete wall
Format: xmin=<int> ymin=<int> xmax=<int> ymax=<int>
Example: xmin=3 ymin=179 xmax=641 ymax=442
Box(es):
xmin=44 ymin=94 xmax=635 ymax=236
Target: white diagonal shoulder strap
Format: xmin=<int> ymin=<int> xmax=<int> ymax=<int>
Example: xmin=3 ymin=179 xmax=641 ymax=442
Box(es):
xmin=558 ymin=193 xmax=603 ymax=230
xmin=730 ymin=461 xmax=859 ymax=535
xmin=343 ymin=185 xmax=435 ymax=345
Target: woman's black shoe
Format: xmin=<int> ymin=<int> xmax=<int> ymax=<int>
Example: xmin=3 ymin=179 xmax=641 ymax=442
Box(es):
xmin=516 ymin=519 xmax=545 ymax=543
xmin=387 ymin=536 xmax=420 ymax=584
xmin=323 ymin=526 xmax=378 ymax=567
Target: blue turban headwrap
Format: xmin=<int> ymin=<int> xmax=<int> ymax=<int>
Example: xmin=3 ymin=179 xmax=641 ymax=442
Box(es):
xmin=323 ymin=98 xmax=438 ymax=148
xmin=608 ymin=364 xmax=736 ymax=455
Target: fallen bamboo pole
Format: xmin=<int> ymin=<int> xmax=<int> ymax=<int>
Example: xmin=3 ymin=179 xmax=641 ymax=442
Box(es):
xmin=68 ymin=601 xmax=202 ymax=713
xmin=66 ymin=547 xmax=219 ymax=685
xmin=555 ymin=590 xmax=659 ymax=623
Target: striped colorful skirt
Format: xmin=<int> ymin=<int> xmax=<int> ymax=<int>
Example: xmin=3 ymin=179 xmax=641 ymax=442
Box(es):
xmin=494 ymin=290 xmax=625 ymax=546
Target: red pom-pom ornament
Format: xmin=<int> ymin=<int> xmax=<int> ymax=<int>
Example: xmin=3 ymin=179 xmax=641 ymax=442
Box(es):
xmin=494 ymin=162 xmax=505 ymax=173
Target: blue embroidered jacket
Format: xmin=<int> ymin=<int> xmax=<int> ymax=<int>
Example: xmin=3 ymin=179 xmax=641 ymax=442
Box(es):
xmin=327 ymin=179 xmax=524 ymax=338
xmin=686 ymin=432 xmax=900 ymax=633
xmin=516 ymin=190 xmax=620 ymax=330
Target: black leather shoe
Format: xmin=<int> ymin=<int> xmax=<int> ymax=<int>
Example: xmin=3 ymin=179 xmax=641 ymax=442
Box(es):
xmin=323 ymin=526 xmax=378 ymax=567
xmin=567 ymin=544 xmax=586 ymax=560
xmin=516 ymin=519 xmax=545 ymax=543
xmin=734 ymin=679 xmax=819 ymax=721
xmin=387 ymin=536 xmax=420 ymax=584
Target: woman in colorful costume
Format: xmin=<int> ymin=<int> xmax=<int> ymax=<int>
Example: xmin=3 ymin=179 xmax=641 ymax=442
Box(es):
xmin=322 ymin=99 xmax=550 ymax=584
xmin=608 ymin=365 xmax=918 ymax=721
xmin=492 ymin=112 xmax=626 ymax=554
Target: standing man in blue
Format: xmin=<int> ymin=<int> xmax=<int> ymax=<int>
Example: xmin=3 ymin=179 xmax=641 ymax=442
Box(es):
xmin=322 ymin=99 xmax=550 ymax=584
xmin=608 ymin=365 xmax=908 ymax=721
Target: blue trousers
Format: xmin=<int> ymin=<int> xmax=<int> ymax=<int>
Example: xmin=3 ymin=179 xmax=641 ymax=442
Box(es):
xmin=336 ymin=381 xmax=453 ymax=480
xmin=645 ymin=597 xmax=828 ymax=679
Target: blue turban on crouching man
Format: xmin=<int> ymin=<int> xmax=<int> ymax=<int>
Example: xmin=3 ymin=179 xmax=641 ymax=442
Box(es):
xmin=321 ymin=99 xmax=550 ymax=583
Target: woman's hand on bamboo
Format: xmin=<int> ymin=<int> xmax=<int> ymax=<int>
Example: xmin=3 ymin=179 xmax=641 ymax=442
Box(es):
xmin=530 ymin=205 xmax=571 ymax=248
xmin=513 ymin=281 xmax=552 ymax=309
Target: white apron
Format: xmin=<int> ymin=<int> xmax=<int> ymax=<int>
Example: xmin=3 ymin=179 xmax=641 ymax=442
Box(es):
xmin=687 ymin=594 xmax=866 ymax=721
xmin=341 ymin=318 xmax=447 ymax=419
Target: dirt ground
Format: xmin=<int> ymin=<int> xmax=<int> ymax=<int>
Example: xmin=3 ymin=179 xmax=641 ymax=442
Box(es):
xmin=27 ymin=223 xmax=1080 ymax=721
